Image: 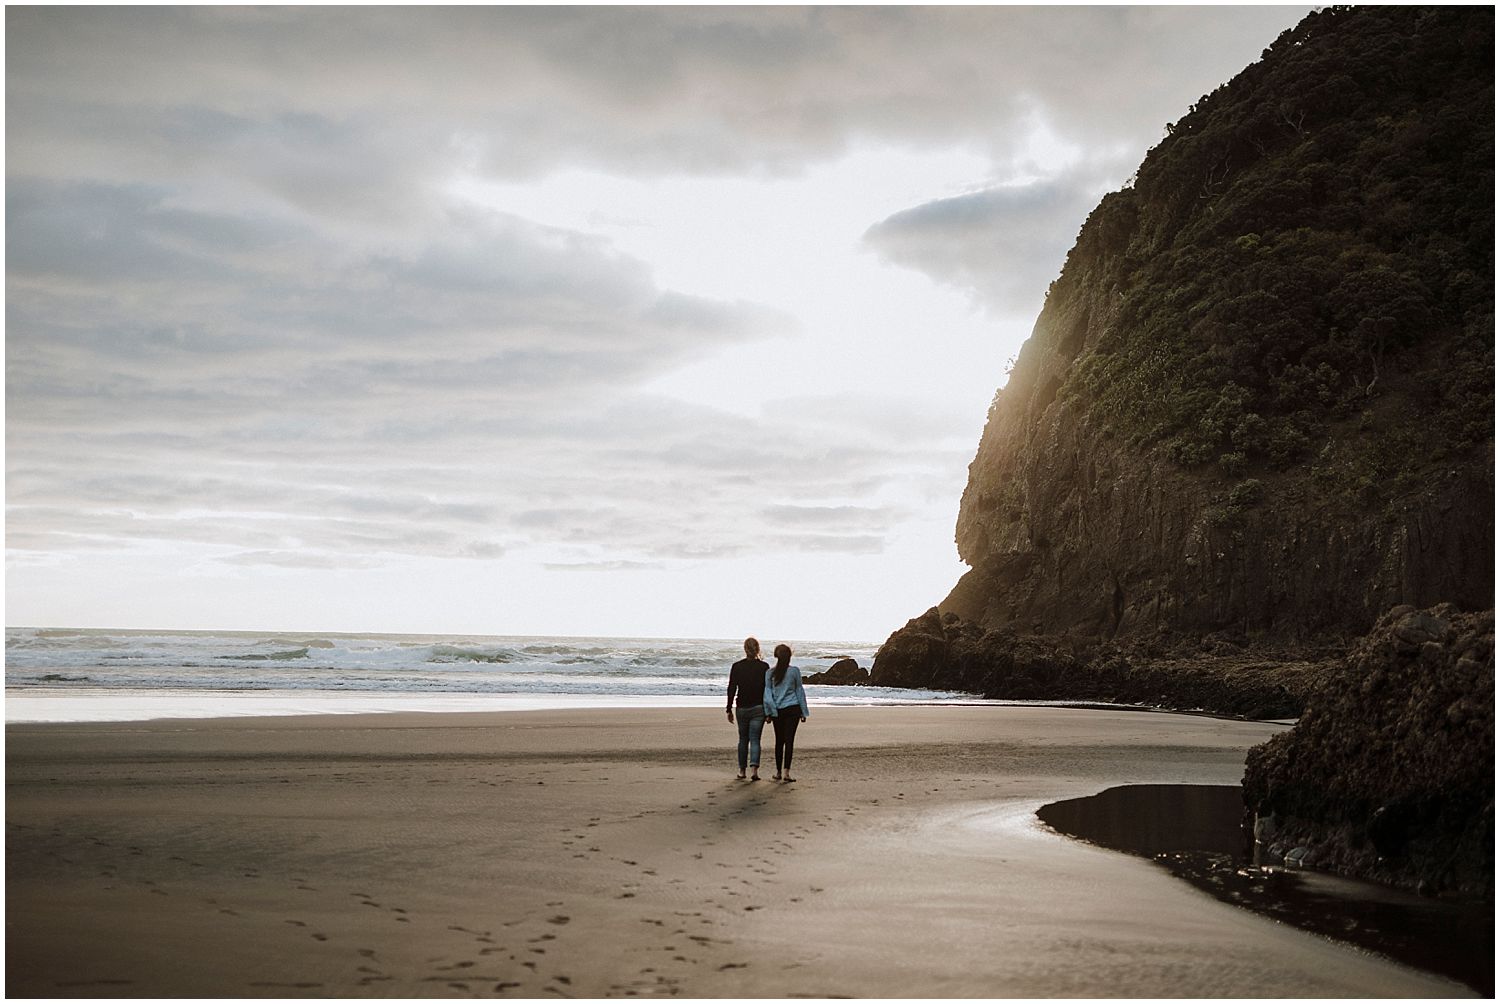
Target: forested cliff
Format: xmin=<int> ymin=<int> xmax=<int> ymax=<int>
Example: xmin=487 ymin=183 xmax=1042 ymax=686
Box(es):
xmin=877 ymin=6 xmax=1492 ymax=690
xmin=870 ymin=6 xmax=1494 ymax=897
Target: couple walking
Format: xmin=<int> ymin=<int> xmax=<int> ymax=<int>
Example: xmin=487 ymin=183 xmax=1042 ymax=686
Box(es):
xmin=725 ymin=637 xmax=809 ymax=782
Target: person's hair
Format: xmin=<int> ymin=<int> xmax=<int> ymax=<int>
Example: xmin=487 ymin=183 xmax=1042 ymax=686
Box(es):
xmin=744 ymin=636 xmax=761 ymax=659
xmin=772 ymin=643 xmax=792 ymax=685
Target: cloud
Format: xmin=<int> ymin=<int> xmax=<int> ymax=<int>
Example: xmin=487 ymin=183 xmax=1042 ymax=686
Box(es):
xmin=5 ymin=6 xmax=1314 ymax=613
xmin=761 ymin=504 xmax=901 ymax=530
xmin=544 ymin=560 xmax=666 ymax=573
xmin=8 ymin=7 xmax=1307 ymax=194
xmin=6 ymin=180 xmax=788 ymax=451
xmin=862 ymin=169 xmax=1112 ymax=313
xmin=5 ymin=173 xmax=814 ymax=570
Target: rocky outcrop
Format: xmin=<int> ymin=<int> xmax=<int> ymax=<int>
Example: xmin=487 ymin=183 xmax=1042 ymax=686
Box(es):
xmin=803 ymin=658 xmax=869 ymax=685
xmin=931 ymin=6 xmax=1493 ymax=649
xmin=872 ymin=607 xmax=1318 ymax=719
xmin=872 ymin=6 xmax=1494 ymax=901
xmin=1242 ymin=605 xmax=1494 ymax=897
xmin=877 ymin=5 xmax=1492 ymax=684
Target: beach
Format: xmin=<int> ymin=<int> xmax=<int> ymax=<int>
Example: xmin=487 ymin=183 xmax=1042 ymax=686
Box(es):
xmin=5 ymin=705 xmax=1471 ymax=998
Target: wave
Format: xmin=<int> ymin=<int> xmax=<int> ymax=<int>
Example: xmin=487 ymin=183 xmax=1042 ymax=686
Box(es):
xmin=428 ymin=645 xmax=515 ymax=664
xmin=262 ymin=637 xmax=337 ymax=649
xmin=519 ymin=644 xmax=616 ymax=656
xmin=218 ymin=648 xmax=310 ymax=662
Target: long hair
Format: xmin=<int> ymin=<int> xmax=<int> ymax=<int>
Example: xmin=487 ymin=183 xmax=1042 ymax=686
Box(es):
xmin=744 ymin=636 xmax=761 ymax=659
xmin=771 ymin=643 xmax=792 ymax=685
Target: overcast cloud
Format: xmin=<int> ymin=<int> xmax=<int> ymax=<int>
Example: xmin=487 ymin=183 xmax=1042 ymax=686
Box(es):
xmin=6 ymin=6 xmax=1310 ymax=637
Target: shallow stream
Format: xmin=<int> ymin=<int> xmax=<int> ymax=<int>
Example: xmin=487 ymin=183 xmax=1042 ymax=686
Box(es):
xmin=1036 ymin=784 xmax=1493 ymax=996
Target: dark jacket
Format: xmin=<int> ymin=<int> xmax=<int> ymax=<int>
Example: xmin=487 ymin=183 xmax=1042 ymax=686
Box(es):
xmin=726 ymin=657 xmax=769 ymax=710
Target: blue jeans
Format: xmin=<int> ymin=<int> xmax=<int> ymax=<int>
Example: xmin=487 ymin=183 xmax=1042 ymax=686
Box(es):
xmin=735 ymin=704 xmax=766 ymax=772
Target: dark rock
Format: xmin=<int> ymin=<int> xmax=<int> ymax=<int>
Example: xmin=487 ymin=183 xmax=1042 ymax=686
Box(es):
xmin=803 ymin=658 xmax=869 ymax=686
xmin=930 ymin=7 xmax=1493 ymax=648
xmin=869 ymin=5 xmax=1494 ymax=904
xmin=1394 ymin=611 xmax=1448 ymax=653
xmin=871 ymin=609 xmax=1319 ymax=719
xmin=1243 ymin=605 xmax=1494 ymax=898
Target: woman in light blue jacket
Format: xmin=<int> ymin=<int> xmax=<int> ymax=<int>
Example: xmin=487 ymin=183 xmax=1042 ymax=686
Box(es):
xmin=764 ymin=643 xmax=809 ymax=782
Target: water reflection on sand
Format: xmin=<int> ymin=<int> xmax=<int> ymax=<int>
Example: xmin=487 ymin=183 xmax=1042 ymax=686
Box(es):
xmin=1037 ymin=783 xmax=1493 ymax=996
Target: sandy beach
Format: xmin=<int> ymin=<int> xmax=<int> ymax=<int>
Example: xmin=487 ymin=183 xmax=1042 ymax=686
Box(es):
xmin=5 ymin=705 xmax=1471 ymax=998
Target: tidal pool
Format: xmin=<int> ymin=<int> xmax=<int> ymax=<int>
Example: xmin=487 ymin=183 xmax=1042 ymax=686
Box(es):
xmin=1037 ymin=783 xmax=1493 ymax=996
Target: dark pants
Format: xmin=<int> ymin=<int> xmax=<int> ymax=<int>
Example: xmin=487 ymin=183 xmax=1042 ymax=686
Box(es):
xmin=771 ymin=712 xmax=801 ymax=774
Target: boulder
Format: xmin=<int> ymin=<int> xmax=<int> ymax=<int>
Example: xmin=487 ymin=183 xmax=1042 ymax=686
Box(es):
xmin=1242 ymin=604 xmax=1494 ymax=898
xmin=803 ymin=658 xmax=869 ymax=686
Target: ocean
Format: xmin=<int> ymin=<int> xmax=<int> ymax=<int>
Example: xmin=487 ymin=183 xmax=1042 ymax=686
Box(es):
xmin=4 ymin=627 xmax=981 ymax=723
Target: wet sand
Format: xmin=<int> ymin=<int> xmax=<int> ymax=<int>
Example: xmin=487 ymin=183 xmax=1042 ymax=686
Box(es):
xmin=5 ymin=705 xmax=1472 ymax=997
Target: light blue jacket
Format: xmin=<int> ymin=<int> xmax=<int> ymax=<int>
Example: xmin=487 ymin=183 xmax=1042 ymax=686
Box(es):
xmin=763 ymin=665 xmax=809 ymax=719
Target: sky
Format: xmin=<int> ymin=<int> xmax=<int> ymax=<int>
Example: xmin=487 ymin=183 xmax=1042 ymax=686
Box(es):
xmin=5 ymin=5 xmax=1312 ymax=642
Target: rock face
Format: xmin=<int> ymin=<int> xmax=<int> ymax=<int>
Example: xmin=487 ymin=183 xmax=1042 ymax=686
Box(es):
xmin=875 ymin=606 xmax=1314 ymax=719
xmin=1242 ymin=606 xmax=1495 ymax=897
xmin=869 ymin=7 xmax=1495 ymax=895
xmin=876 ymin=5 xmax=1493 ymax=677
xmin=803 ymin=658 xmax=869 ymax=685
xmin=939 ymin=6 xmax=1493 ymax=645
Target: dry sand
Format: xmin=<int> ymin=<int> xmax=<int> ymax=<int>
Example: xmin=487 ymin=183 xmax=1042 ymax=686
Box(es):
xmin=5 ymin=705 xmax=1472 ymax=998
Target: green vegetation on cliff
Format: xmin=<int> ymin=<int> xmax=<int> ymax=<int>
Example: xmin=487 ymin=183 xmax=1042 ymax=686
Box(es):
xmin=1063 ymin=6 xmax=1492 ymax=490
xmin=939 ymin=5 xmax=1492 ymax=644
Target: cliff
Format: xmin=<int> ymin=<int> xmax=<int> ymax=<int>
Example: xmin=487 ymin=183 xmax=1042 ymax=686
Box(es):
xmin=875 ymin=6 xmax=1494 ymax=703
xmin=871 ymin=6 xmax=1495 ymax=898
